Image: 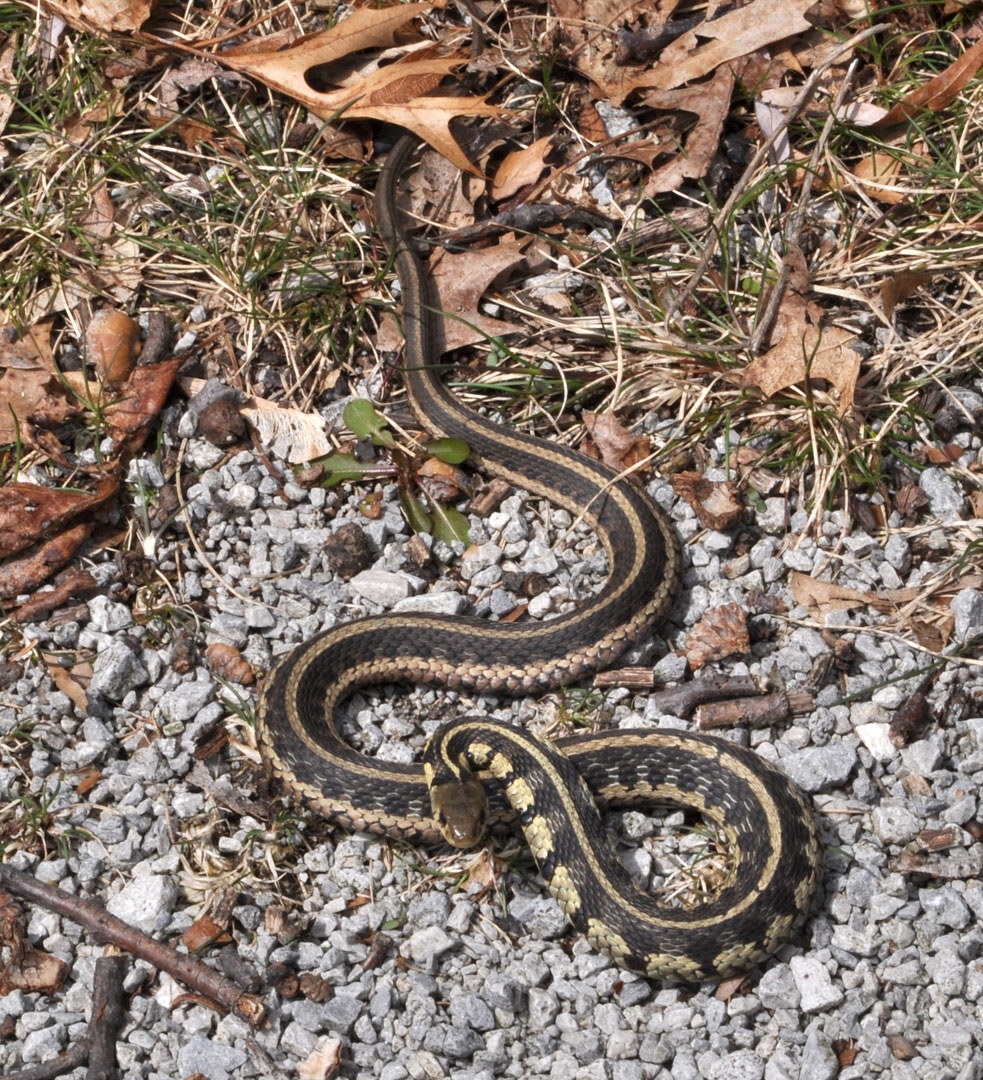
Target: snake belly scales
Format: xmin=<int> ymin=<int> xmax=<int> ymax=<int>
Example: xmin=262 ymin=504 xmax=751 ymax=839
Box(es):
xmin=255 ymin=133 xmax=821 ymax=981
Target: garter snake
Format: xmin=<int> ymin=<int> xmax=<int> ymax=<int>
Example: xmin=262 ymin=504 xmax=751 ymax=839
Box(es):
xmin=255 ymin=133 xmax=820 ymax=980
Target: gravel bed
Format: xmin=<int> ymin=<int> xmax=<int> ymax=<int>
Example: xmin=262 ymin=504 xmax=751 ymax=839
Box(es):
xmin=2 ymin=387 xmax=983 ymax=1080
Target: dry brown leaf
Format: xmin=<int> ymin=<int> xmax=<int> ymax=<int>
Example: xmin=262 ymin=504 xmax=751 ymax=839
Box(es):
xmin=912 ymin=619 xmax=949 ymax=652
xmin=0 ymin=39 xmax=18 ymax=137
xmin=53 ymin=0 xmax=152 ymax=32
xmin=13 ymin=567 xmax=98 ymax=624
xmin=179 ymin=375 xmax=334 ymax=464
xmin=790 ymin=572 xmax=870 ymax=617
xmin=881 ymin=269 xmax=933 ymax=318
xmin=685 ymin=603 xmax=749 ymax=668
xmin=581 ymin=411 xmax=650 ymax=477
xmin=669 ymin=472 xmax=743 ymax=530
xmin=651 ymin=0 xmax=817 ymax=91
xmin=0 ymin=476 xmax=118 ymax=560
xmin=104 ymin=355 xmax=184 ymax=454
xmin=576 ymin=101 xmax=608 ymax=144
xmin=741 ymin=246 xmax=859 ymax=414
xmin=45 ymin=661 xmax=89 ymax=713
xmin=788 ymin=573 xmax=933 ymax=623
xmin=79 ymin=177 xmax=116 ymax=242
xmin=642 ymin=65 xmax=735 ymax=195
xmin=492 ymin=135 xmax=555 ymax=201
xmin=849 ymin=151 xmax=912 ymax=205
xmin=381 ymin=241 xmax=527 ymax=355
xmin=744 ymin=318 xmax=859 ymax=411
xmin=430 ymin=242 xmax=527 ymax=351
xmin=0 ymin=522 xmax=93 ymax=601
xmin=549 ymin=0 xmax=661 ymax=107
xmin=0 ymin=892 xmax=68 ymax=998
xmin=0 ymin=320 xmax=67 ymax=442
xmin=873 ymin=37 xmax=983 ymax=130
xmin=0 ymin=944 xmax=69 ymax=996
xmin=924 ymin=444 xmax=964 ymax=464
xmin=243 ymin=397 xmax=331 ymax=464
xmin=217 ymin=6 xmax=504 ymax=174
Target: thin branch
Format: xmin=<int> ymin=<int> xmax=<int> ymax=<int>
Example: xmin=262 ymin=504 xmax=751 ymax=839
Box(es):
xmin=0 ymin=865 xmax=266 ymax=1026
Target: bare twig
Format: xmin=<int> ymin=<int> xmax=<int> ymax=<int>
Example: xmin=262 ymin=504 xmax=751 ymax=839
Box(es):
xmin=0 ymin=865 xmax=266 ymax=1026
xmin=592 ymin=671 xmax=766 ymax=716
xmin=3 ymin=1044 xmax=89 ymax=1080
xmin=695 ymin=690 xmax=814 ymax=730
xmin=87 ymin=952 xmax=128 ymax=1080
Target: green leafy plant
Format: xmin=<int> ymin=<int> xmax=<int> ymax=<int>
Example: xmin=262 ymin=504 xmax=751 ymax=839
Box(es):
xmin=309 ymin=399 xmax=472 ymax=546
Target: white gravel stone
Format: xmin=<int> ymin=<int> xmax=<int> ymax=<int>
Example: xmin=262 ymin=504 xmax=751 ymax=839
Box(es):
xmin=951 ymin=587 xmax=983 ymax=643
xmin=393 ymin=591 xmax=467 ymax=615
xmin=106 ymin=874 xmax=177 ymax=933
xmin=872 ymin=804 xmax=920 ymax=844
xmin=855 ymin=722 xmax=896 ymax=763
xmin=789 ymin=956 xmax=845 ymax=1013
xmin=350 ymin=569 xmax=415 ymax=606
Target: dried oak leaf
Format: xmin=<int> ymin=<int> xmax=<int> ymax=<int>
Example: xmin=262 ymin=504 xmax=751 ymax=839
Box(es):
xmin=0 ymin=522 xmax=94 ymax=601
xmin=379 ymin=241 xmax=527 ymax=356
xmin=649 ymin=0 xmax=817 ymax=92
xmin=641 ymin=64 xmax=735 ymax=196
xmin=0 ymin=319 xmax=77 ymax=443
xmin=0 ymin=896 xmax=69 ymax=996
xmin=0 ymin=475 xmax=118 ymax=560
xmin=741 ymin=245 xmax=859 ymax=414
xmin=669 ymin=472 xmax=742 ymax=530
xmin=45 ymin=659 xmax=90 ymax=713
xmin=492 ymin=135 xmax=555 ymax=201
xmin=12 ymin=567 xmax=98 ymax=624
xmin=581 ymin=411 xmax=650 ymax=478
xmin=684 ymin=603 xmax=749 ymax=669
xmin=54 ymin=0 xmax=152 ymax=33
xmin=872 ymin=37 xmax=983 ymax=131
xmin=104 ymin=355 xmax=184 ymax=454
xmin=881 ymin=269 xmax=933 ymax=318
xmin=218 ymin=6 xmax=503 ymax=174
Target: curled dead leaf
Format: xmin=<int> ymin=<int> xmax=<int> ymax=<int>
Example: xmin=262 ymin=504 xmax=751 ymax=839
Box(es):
xmin=581 ymin=411 xmax=650 ymax=478
xmin=0 ymin=476 xmax=118 ymax=560
xmin=417 ymin=457 xmax=469 ymax=502
xmin=104 ymin=356 xmax=184 ymax=454
xmin=669 ymin=472 xmax=743 ymax=530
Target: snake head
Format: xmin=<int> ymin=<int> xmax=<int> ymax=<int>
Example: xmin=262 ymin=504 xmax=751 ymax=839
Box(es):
xmin=430 ymin=778 xmax=488 ymax=848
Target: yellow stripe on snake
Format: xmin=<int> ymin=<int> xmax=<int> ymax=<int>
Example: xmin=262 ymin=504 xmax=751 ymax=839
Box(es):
xmin=256 ymin=133 xmax=820 ymax=981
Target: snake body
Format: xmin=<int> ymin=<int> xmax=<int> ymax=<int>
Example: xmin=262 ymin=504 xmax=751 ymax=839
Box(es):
xmin=255 ymin=134 xmax=820 ymax=980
